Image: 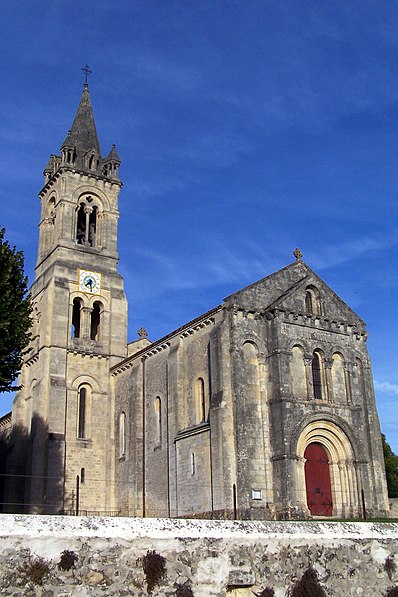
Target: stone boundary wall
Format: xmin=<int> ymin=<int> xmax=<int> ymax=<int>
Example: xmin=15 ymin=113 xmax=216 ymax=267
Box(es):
xmin=0 ymin=515 xmax=397 ymax=596
xmin=390 ymin=498 xmax=398 ymax=517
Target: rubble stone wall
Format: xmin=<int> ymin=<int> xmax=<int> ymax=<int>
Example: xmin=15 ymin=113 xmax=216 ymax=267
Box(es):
xmin=0 ymin=515 xmax=397 ymax=596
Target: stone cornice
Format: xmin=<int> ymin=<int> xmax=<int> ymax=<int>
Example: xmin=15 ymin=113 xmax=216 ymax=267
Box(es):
xmin=278 ymin=309 xmax=367 ymax=339
xmin=174 ymin=421 xmax=210 ymax=442
xmin=39 ymin=166 xmax=123 ymax=197
xmin=179 ymin=317 xmax=215 ymax=338
xmin=111 ymin=306 xmax=221 ymax=376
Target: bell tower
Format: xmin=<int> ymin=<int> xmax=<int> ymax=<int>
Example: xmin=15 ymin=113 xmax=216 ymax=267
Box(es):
xmin=9 ymin=83 xmax=127 ymax=514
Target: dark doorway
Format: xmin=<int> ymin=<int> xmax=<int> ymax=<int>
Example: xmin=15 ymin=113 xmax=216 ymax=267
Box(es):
xmin=90 ymin=302 xmax=101 ymax=341
xmin=304 ymin=443 xmax=333 ymax=516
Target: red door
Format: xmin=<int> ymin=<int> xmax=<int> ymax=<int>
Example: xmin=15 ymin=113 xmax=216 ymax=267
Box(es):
xmin=304 ymin=443 xmax=333 ymax=516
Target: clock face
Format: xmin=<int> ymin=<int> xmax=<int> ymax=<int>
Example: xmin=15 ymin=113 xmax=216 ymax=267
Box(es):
xmin=79 ymin=270 xmax=101 ymax=294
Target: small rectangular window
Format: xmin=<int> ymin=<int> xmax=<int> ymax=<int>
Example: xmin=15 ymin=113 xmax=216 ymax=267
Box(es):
xmin=251 ymin=489 xmax=262 ymax=500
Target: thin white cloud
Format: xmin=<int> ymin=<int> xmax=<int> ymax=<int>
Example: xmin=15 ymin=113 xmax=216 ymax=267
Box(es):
xmin=126 ymin=175 xmax=186 ymax=199
xmin=122 ymin=238 xmax=278 ymax=304
xmin=310 ymin=231 xmax=398 ymax=271
xmin=374 ymin=380 xmax=398 ymax=396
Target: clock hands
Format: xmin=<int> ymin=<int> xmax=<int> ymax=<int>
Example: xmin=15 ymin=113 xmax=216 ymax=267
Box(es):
xmin=79 ymin=270 xmax=101 ymax=294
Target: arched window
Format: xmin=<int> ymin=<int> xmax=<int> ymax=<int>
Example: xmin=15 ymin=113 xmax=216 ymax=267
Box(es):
xmin=305 ymin=291 xmax=313 ymax=314
xmin=305 ymin=286 xmax=321 ymax=316
xmin=78 ymin=387 xmax=87 ymax=438
xmin=76 ymin=203 xmax=86 ymax=245
xmin=195 ymin=378 xmax=207 ymax=423
xmin=72 ymin=298 xmax=83 ymax=338
xmin=154 ymin=397 xmax=162 ymax=445
xmin=90 ymin=301 xmax=102 ymax=341
xmin=87 ymin=152 xmax=99 ymax=170
xmin=80 ymin=468 xmax=85 ymax=484
xmin=311 ymin=352 xmax=323 ymax=400
xmin=46 ymin=197 xmax=56 ymax=222
xmin=119 ymin=412 xmax=126 ymax=457
xmin=191 ymin=452 xmax=196 ymax=476
xmin=76 ymin=200 xmax=98 ymax=247
xmin=89 ymin=206 xmax=97 ymax=247
xmin=41 ymin=197 xmax=56 ymax=254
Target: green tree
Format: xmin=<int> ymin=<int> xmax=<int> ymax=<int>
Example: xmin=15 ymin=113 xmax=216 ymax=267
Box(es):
xmin=382 ymin=433 xmax=398 ymax=498
xmin=0 ymin=228 xmax=32 ymax=392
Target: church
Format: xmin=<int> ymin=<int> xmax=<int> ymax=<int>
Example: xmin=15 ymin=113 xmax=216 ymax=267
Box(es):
xmin=3 ymin=84 xmax=389 ymax=520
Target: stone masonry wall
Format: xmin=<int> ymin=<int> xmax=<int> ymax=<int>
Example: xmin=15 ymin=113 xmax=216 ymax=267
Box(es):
xmin=0 ymin=515 xmax=397 ymax=596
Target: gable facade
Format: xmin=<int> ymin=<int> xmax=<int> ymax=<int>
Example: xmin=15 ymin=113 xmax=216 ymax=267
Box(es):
xmin=112 ymin=262 xmax=389 ymax=520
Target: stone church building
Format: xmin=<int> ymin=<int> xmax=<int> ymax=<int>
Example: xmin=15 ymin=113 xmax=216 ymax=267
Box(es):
xmin=4 ymin=85 xmax=389 ymax=520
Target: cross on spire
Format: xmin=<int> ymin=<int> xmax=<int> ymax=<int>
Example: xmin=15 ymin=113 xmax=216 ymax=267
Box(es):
xmin=81 ymin=64 xmax=92 ymax=85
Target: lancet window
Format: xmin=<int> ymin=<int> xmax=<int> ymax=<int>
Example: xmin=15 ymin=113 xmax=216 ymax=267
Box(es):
xmin=305 ymin=285 xmax=322 ymax=316
xmin=119 ymin=412 xmax=126 ymax=457
xmin=86 ymin=151 xmax=99 ymax=171
xmin=76 ymin=200 xmax=98 ymax=247
xmin=154 ymin=398 xmax=162 ymax=445
xmin=90 ymin=301 xmax=102 ymax=341
xmin=311 ymin=352 xmax=323 ymax=400
xmin=78 ymin=387 xmax=87 ymax=439
xmin=72 ymin=298 xmax=83 ymax=338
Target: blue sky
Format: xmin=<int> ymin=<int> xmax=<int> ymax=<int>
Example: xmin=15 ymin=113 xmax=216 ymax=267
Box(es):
xmin=1 ymin=1 xmax=398 ymax=451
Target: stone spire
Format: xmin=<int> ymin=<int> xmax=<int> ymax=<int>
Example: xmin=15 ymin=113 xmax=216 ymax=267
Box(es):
xmin=60 ymin=84 xmax=101 ymax=171
xmin=43 ymin=84 xmax=121 ymax=183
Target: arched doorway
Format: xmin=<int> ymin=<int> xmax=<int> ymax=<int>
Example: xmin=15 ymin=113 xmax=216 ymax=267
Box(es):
xmin=304 ymin=443 xmax=333 ymax=516
xmin=296 ymin=420 xmax=359 ymax=518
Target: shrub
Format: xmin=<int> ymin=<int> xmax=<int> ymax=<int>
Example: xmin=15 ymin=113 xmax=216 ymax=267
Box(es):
xmin=142 ymin=550 xmax=167 ymax=593
xmin=287 ymin=567 xmax=326 ymax=597
xmin=24 ymin=556 xmax=51 ymax=585
xmin=385 ymin=556 xmax=397 ymax=581
xmin=58 ymin=549 xmax=78 ymax=571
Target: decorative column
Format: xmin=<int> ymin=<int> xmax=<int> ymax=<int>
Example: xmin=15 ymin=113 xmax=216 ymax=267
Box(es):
xmin=324 ymin=358 xmax=334 ymax=403
xmin=344 ymin=362 xmax=352 ymax=403
xmin=96 ymin=212 xmax=104 ymax=247
xmin=82 ymin=306 xmax=92 ymax=339
xmin=337 ymin=462 xmax=347 ymax=517
xmin=304 ymin=354 xmax=313 ymax=399
xmin=84 ymin=206 xmax=93 ymax=246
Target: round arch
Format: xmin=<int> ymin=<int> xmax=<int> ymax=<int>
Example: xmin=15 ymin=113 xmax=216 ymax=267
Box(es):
xmin=41 ymin=191 xmax=58 ymax=218
xmin=240 ymin=334 xmax=261 ymax=350
xmin=87 ymin=294 xmax=109 ymax=310
xmin=70 ymin=374 xmax=101 ymax=394
xmin=72 ymin=186 xmax=111 ymax=211
xmin=294 ymin=419 xmax=359 ymax=518
xmin=286 ymin=338 xmax=309 ymax=353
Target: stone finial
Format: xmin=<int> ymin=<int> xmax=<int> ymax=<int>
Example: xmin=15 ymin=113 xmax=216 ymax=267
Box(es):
xmin=137 ymin=327 xmax=148 ymax=339
xmin=293 ymin=248 xmax=303 ymax=261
